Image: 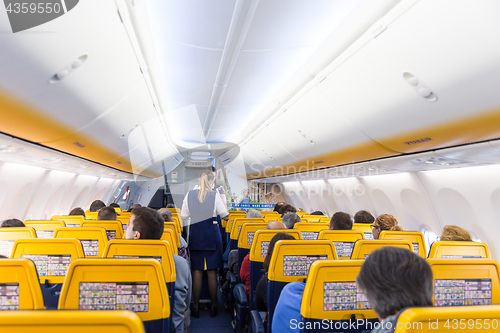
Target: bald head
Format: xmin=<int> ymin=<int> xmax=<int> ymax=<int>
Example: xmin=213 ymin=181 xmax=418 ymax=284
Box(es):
xmin=266 ymin=221 xmax=286 ymax=230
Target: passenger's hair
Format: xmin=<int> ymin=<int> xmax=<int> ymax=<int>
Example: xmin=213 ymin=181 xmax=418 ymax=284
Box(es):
xmin=166 ymin=203 xmax=175 ymax=208
xmin=69 ymin=207 xmax=86 ymax=218
xmin=162 ymin=213 xmax=174 ymax=222
xmin=375 ymin=214 xmax=402 ymax=231
xmin=282 ymin=212 xmax=301 ymax=229
xmin=297 ymin=208 xmax=305 ymax=212
xmin=89 ymin=200 xmax=106 ymax=212
xmin=330 ymin=212 xmax=353 ymax=230
xmin=198 ymin=170 xmax=215 ymax=203
xmin=1 ymin=219 xmax=25 ymax=227
xmin=97 ymin=207 xmax=117 ymax=220
xmin=440 ymin=225 xmax=472 ymax=241
xmin=127 ymin=204 xmax=142 ymax=213
xmin=354 ymin=210 xmax=375 ymax=224
xmin=273 ymin=202 xmax=285 ymax=213
xmin=356 ymin=247 xmax=433 ymax=319
xmin=263 ymin=232 xmax=295 ymax=272
xmin=131 ymin=207 xmax=164 ymax=240
xmin=246 ymin=210 xmax=262 ymax=219
xmin=157 ymin=208 xmax=172 ymax=216
xmin=109 ymin=203 xmax=120 ymax=208
xmin=279 ymin=204 xmax=296 ymax=216
xmin=310 ymin=211 xmax=324 ymax=216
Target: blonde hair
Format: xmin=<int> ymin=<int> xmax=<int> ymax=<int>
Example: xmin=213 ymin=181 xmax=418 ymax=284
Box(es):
xmin=198 ymin=170 xmax=215 ymax=203
xmin=375 ymin=214 xmax=402 ymax=231
xmin=440 ymin=225 xmax=472 ymax=241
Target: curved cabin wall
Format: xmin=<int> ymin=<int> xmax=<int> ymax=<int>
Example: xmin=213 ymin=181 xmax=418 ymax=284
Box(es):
xmin=281 ymin=164 xmax=500 ymax=260
xmin=0 ymin=161 xmax=123 ymax=221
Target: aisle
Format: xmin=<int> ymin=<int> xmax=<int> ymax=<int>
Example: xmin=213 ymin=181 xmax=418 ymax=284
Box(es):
xmin=189 ymin=292 xmax=234 ymax=333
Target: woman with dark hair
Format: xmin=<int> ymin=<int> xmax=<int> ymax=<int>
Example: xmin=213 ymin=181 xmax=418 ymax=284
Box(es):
xmin=181 ymin=170 xmax=229 ymax=318
xmin=255 ymin=232 xmax=296 ymax=312
xmin=69 ymin=207 xmax=85 ymax=219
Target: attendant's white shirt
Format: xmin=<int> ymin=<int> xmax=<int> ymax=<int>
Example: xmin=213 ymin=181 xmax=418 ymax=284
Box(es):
xmin=180 ymin=191 xmax=229 ymax=221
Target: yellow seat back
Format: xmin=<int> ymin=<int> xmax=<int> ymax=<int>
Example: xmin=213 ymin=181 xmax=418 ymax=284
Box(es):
xmin=83 ymin=212 xmax=98 ymax=220
xmin=117 ymin=216 xmax=129 ymax=232
xmin=427 ymin=259 xmax=500 ymax=306
xmin=0 ymin=227 xmax=36 ymax=257
xmin=103 ymin=239 xmax=176 ymax=284
xmin=394 ymin=305 xmax=500 ymax=332
xmin=160 ymin=229 xmax=179 ymax=255
xmin=24 ymin=220 xmax=65 ymax=238
xmin=11 ymin=238 xmax=85 ymax=284
xmin=264 ymin=213 xmax=281 ymax=223
xmin=379 ymin=230 xmax=427 ymax=257
xmin=428 ymin=241 xmax=491 ymax=259
xmin=0 ymin=310 xmax=145 ymax=333
xmin=58 ymin=258 xmax=170 ymax=323
xmin=230 ymin=218 xmax=266 ymax=241
xmin=81 ymin=220 xmax=124 ymax=240
xmin=53 ymin=227 xmax=108 ymax=257
xmin=318 ymin=230 xmax=365 ymax=260
xmin=171 ymin=216 xmax=183 ymax=232
xmin=302 ymin=215 xmax=328 ymax=222
xmin=225 ymin=211 xmax=248 ymax=232
xmin=0 ymin=258 xmax=44 ymax=310
xmin=249 ymin=230 xmax=302 ymax=262
xmin=294 ymin=222 xmax=330 ymax=240
xmin=163 ymin=222 xmax=181 ymax=248
xmin=268 ymin=240 xmax=338 ymax=283
xmin=237 ymin=223 xmax=269 ymax=249
xmin=301 ymin=260 xmax=376 ymax=321
xmin=350 ymin=240 xmax=414 ymax=259
xmin=260 ymin=211 xmax=279 ymax=217
xmin=50 ymin=215 xmax=85 ymax=227
xmin=352 ymin=223 xmax=374 ymax=240
xmin=113 ymin=207 xmax=122 ymax=213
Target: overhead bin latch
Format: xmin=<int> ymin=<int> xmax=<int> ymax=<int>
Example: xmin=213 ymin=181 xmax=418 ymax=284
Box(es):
xmin=370 ymin=19 xmax=387 ymax=38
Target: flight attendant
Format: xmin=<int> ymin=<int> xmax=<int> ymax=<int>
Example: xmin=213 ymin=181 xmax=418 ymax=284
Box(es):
xmin=181 ymin=169 xmax=229 ymax=318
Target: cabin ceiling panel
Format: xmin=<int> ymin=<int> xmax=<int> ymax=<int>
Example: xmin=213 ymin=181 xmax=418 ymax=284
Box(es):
xmin=317 ymin=0 xmax=500 ymax=154
xmin=0 ymin=0 xmax=143 ymax=143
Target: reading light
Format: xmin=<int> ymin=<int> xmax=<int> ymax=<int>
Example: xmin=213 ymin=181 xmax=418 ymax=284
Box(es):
xmin=49 ymin=54 xmax=88 ymax=84
xmin=403 ymin=72 xmax=437 ymax=101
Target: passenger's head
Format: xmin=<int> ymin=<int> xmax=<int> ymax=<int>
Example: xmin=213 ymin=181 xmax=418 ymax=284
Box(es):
xmin=1 ymin=219 xmax=25 ymax=227
xmin=297 ymin=208 xmax=305 ymax=212
xmin=89 ymin=200 xmax=106 ymax=212
xmin=166 ymin=203 xmax=175 ymax=208
xmin=127 ymin=204 xmax=142 ymax=213
xmin=357 ymin=247 xmax=433 ymax=320
xmin=329 ymin=212 xmax=353 ymax=230
xmin=161 ymin=213 xmax=174 ymax=222
xmin=97 ymin=207 xmax=117 ymax=220
xmin=157 ymin=208 xmax=172 ymax=216
xmin=310 ymin=211 xmax=324 ymax=216
xmin=69 ymin=207 xmax=86 ymax=218
xmin=354 ymin=210 xmax=375 ymax=224
xmin=273 ymin=202 xmax=285 ymax=213
xmin=125 ymin=207 xmax=164 ymax=240
xmin=266 ymin=221 xmax=287 ymax=230
xmin=246 ymin=210 xmax=262 ymax=219
xmin=109 ymin=203 xmax=120 ymax=209
xmin=198 ymin=169 xmax=215 ymax=203
xmin=279 ymin=204 xmax=296 ymax=217
xmin=372 ymin=214 xmax=402 ymax=239
xmin=282 ymin=212 xmax=301 ymax=229
xmin=263 ymin=232 xmax=296 ymax=272
xmin=440 ymin=225 xmax=472 ymax=241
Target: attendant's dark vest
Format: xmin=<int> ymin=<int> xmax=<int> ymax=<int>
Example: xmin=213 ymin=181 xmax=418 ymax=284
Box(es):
xmin=187 ymin=190 xmax=221 ymax=251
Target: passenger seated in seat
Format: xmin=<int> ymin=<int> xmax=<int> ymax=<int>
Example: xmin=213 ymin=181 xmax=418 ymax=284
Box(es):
xmin=271 ymin=281 xmax=306 ymax=333
xmin=0 ymin=219 xmax=25 ymax=227
xmin=354 ymin=210 xmax=375 ymax=224
xmin=240 ymin=218 xmax=284 ymax=298
xmin=125 ymin=207 xmax=191 ymax=333
xmin=372 ymin=214 xmax=403 ymax=239
xmin=97 ymin=206 xmax=117 ymax=220
xmin=282 ymin=212 xmax=301 ymax=229
xmin=69 ymin=207 xmax=86 ymax=218
xmin=356 ymin=247 xmax=433 ymax=333
xmin=329 ymin=212 xmax=352 ymax=230
xmin=440 ymin=225 xmax=472 ymax=241
xmin=310 ymin=211 xmax=324 ymax=215
xmin=279 ymin=204 xmax=297 ymax=217
xmin=89 ymin=200 xmax=106 ymax=212
xmin=256 ymin=232 xmax=296 ymax=313
xmin=273 ymin=202 xmax=285 ymax=213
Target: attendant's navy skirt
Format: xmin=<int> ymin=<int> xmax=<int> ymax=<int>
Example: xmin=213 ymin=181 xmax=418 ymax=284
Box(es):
xmin=189 ymin=218 xmax=223 ymax=271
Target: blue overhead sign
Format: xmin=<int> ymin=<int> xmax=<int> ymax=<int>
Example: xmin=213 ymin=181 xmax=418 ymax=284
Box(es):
xmin=228 ymin=203 xmax=275 ymax=209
